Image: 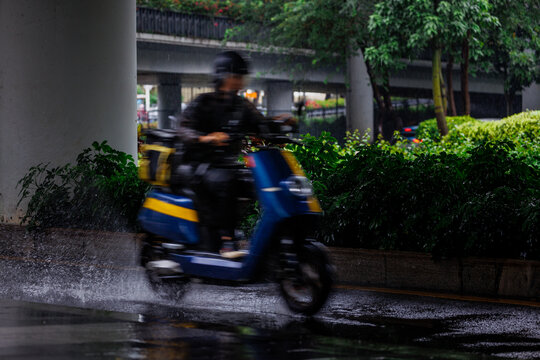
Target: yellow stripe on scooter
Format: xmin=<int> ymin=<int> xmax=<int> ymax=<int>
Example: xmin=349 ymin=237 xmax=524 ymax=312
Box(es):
xmin=143 ymin=197 xmax=199 ymax=222
xmin=281 ymin=150 xmax=322 ymax=213
xmin=306 ymin=197 xmax=322 ymax=213
xmin=281 ymin=150 xmax=305 ymax=176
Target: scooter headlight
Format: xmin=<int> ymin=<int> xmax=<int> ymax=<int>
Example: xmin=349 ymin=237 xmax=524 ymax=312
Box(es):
xmin=283 ymin=175 xmax=314 ymax=197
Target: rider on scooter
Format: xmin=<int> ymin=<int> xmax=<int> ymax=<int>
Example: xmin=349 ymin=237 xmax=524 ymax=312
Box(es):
xmin=178 ymin=51 xmax=292 ymax=255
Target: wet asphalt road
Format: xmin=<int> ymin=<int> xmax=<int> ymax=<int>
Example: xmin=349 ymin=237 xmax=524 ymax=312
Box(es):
xmin=0 ymin=254 xmax=538 ymax=359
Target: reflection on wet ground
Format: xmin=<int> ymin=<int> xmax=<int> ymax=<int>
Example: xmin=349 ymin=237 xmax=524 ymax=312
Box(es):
xmin=0 ymin=299 xmax=497 ymax=360
xmin=0 ymin=252 xmax=537 ymax=359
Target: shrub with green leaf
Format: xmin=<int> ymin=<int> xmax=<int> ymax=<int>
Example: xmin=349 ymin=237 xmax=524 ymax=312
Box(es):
xmin=416 ymin=116 xmax=477 ymax=140
xmin=447 ymin=111 xmax=540 ymax=143
xmin=16 ymin=111 xmax=540 ymax=261
xmin=287 ymin=118 xmax=540 ymax=260
xmin=17 ymin=141 xmax=150 ymax=231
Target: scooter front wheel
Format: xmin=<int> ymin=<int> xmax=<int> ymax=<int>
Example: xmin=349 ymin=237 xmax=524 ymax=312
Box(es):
xmin=279 ymin=242 xmax=334 ymax=316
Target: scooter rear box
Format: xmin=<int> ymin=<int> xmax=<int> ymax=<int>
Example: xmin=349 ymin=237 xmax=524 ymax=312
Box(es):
xmin=138 ymin=191 xmax=199 ymax=244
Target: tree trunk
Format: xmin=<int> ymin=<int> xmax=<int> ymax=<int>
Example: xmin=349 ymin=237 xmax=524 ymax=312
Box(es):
xmin=381 ymin=83 xmax=403 ymax=141
xmin=366 ymin=62 xmax=385 ymax=139
xmin=446 ymin=54 xmax=457 ymax=116
xmin=380 ymin=86 xmax=393 ymax=140
xmin=461 ymin=34 xmax=471 ymax=116
xmin=504 ymin=91 xmax=514 ymax=116
xmin=433 ymin=47 xmax=449 ymax=136
xmin=439 ymin=68 xmax=448 ymax=115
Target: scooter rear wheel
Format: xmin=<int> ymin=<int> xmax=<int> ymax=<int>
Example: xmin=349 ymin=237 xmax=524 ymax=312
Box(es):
xmin=140 ymin=239 xmax=189 ymax=301
xmin=279 ymin=242 xmax=334 ymax=316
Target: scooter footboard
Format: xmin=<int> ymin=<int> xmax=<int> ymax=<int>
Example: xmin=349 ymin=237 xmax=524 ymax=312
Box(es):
xmin=170 ymin=253 xmax=249 ymax=281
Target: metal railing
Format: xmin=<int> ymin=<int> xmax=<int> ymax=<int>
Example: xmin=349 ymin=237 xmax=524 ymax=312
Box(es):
xmin=137 ymin=7 xmax=241 ymax=41
xmin=306 ymin=106 xmax=346 ymax=119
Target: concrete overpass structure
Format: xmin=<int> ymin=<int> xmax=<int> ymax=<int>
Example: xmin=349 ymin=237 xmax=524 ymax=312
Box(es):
xmin=0 ymin=1 xmax=539 ymax=224
xmin=136 ymin=32 xmax=347 ymax=127
xmin=135 ymin=7 xmax=539 ymax=124
xmin=134 ymin=6 xmax=350 ymax=128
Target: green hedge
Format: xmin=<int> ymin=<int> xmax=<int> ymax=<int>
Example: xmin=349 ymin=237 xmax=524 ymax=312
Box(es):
xmin=288 ymin=120 xmax=540 ymax=260
xmin=305 ymin=98 xmax=345 ymax=110
xmin=411 ymin=111 xmax=540 ymax=169
xmin=416 ymin=116 xmax=477 ymax=140
xmin=416 ymin=111 xmax=540 ymax=143
xmin=446 ymin=111 xmax=540 ymax=143
xmin=17 ymin=112 xmax=540 ymax=260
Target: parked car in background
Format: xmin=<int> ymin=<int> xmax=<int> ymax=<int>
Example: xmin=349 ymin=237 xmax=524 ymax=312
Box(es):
xmin=401 ymin=125 xmax=421 ymax=143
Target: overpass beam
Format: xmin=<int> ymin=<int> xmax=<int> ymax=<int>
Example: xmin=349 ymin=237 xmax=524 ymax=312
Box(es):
xmin=157 ymin=74 xmax=182 ymax=128
xmin=522 ymin=83 xmax=540 ymax=112
xmin=0 ymin=0 xmax=136 ymax=223
xmin=266 ymin=81 xmax=293 ymax=117
xmin=346 ymin=52 xmax=374 ymax=139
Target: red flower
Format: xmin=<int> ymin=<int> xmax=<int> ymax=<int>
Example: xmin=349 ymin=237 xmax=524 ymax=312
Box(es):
xmin=214 ymin=22 xmax=218 ymax=27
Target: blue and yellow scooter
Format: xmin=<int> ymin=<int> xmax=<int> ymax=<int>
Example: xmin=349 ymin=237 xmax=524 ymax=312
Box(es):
xmin=138 ymin=129 xmax=333 ymax=315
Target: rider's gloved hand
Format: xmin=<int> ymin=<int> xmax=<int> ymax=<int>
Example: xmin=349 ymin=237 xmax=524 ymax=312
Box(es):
xmin=199 ymin=132 xmax=230 ymax=146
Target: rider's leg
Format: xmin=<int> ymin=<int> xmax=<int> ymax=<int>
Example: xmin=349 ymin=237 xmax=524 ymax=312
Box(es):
xmin=202 ymin=168 xmax=238 ymax=253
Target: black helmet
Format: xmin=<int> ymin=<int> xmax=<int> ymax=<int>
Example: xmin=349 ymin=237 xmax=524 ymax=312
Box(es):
xmin=213 ymin=51 xmax=249 ymax=78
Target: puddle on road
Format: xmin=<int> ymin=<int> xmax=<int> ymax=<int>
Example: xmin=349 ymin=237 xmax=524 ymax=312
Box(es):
xmin=0 ymin=255 xmax=535 ymax=359
xmin=0 ymin=298 xmax=494 ymax=360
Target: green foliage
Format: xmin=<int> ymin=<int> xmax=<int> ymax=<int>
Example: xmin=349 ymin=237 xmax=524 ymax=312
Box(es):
xmin=447 ymin=111 xmax=540 ymax=143
xmin=228 ymin=0 xmax=375 ymax=71
xmin=417 ymin=116 xmax=478 ymax=140
xmin=367 ymin=0 xmax=497 ymax=63
xmin=412 ymin=112 xmax=540 ymax=169
xmin=377 ymin=112 xmax=540 ymax=171
xmin=271 ymin=0 xmax=373 ymax=65
xmin=305 ymin=98 xmax=345 ymax=110
xmin=366 ymin=0 xmax=498 ymax=134
xmin=486 ymin=0 xmax=540 ymax=102
xmin=17 ymin=141 xmax=150 ymax=231
xmin=301 ymin=116 xmax=339 ymax=126
xmin=287 ymin=112 xmax=540 ymax=260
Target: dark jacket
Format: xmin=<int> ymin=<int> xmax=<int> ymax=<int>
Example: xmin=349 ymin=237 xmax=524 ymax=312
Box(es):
xmin=178 ymin=91 xmax=267 ymax=163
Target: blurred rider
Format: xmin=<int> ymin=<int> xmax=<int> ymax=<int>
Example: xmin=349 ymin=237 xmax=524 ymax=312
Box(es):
xmin=178 ymin=51 xmax=281 ymax=255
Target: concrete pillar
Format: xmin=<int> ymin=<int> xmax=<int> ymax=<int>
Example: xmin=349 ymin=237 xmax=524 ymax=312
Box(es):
xmin=144 ymin=85 xmax=154 ymax=111
xmin=0 ymin=0 xmax=136 ymax=223
xmin=266 ymin=81 xmax=293 ymax=117
xmin=346 ymin=51 xmax=374 ymax=139
xmin=157 ymin=74 xmax=182 ymax=129
xmin=522 ymin=82 xmax=540 ymax=111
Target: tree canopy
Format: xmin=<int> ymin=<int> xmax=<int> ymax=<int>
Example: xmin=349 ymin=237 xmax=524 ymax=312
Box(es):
xmin=366 ymin=0 xmax=499 ymax=135
xmin=138 ymin=0 xmax=539 ymax=133
xmin=228 ymin=0 xmax=375 ymax=70
xmin=486 ymin=0 xmax=540 ymax=114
